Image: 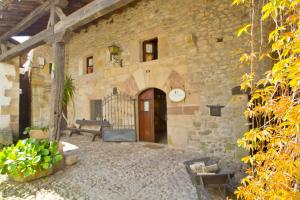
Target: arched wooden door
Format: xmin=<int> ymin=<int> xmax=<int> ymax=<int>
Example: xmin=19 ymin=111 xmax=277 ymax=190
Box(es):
xmin=139 ymin=89 xmax=155 ymax=142
xmin=139 ymin=88 xmax=167 ymax=143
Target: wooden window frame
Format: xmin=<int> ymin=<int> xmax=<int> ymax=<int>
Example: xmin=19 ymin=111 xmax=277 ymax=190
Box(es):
xmin=49 ymin=63 xmax=53 ymax=74
xmin=90 ymin=99 xmax=103 ymax=120
xmin=86 ymin=56 xmax=94 ymax=74
xmin=142 ymin=38 xmax=158 ymax=62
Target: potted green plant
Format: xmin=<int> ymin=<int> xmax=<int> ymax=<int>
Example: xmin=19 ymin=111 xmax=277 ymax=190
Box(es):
xmin=23 ymin=126 xmax=49 ymax=139
xmin=62 ymin=75 xmax=76 ymax=127
xmin=0 ymin=138 xmax=63 ymax=182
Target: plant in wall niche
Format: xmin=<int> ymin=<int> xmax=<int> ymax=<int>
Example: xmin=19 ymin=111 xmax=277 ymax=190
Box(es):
xmin=23 ymin=126 xmax=49 ymax=139
xmin=233 ymin=0 xmax=300 ymax=199
xmin=23 ymin=127 xmax=31 ymax=135
xmin=0 ymin=138 xmax=63 ymax=182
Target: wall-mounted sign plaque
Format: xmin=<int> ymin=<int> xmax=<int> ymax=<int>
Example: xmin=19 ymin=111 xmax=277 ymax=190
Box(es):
xmin=144 ymin=101 xmax=150 ymax=111
xmin=169 ymin=89 xmax=186 ymax=102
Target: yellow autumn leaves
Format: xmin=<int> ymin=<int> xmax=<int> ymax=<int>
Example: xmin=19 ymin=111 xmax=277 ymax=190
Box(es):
xmin=233 ymin=0 xmax=300 ymax=199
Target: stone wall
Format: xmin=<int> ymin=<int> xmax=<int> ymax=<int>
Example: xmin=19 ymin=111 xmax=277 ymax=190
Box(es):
xmin=30 ymin=45 xmax=53 ymax=127
xmin=0 ymin=60 xmax=19 ymax=145
xmin=30 ymin=0 xmax=270 ymax=169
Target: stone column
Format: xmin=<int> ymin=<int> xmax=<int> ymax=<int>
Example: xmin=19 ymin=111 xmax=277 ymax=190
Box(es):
xmin=0 ymin=62 xmax=18 ymax=145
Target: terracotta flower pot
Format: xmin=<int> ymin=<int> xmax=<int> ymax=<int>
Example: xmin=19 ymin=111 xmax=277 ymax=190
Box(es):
xmin=29 ymin=130 xmax=49 ymax=139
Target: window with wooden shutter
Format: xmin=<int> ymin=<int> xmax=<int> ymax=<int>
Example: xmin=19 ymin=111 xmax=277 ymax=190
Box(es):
xmin=90 ymin=100 xmax=102 ymax=120
xmin=86 ymin=56 xmax=93 ymax=74
xmin=142 ymin=38 xmax=158 ymax=62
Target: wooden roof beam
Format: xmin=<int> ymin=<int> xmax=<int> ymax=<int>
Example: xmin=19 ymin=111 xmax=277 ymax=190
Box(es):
xmin=0 ymin=29 xmax=53 ymax=60
xmin=0 ymin=0 xmax=137 ymax=61
xmin=54 ymin=0 xmax=136 ymax=32
xmin=0 ymin=0 xmax=68 ymax=42
xmin=55 ymin=7 xmax=66 ymax=20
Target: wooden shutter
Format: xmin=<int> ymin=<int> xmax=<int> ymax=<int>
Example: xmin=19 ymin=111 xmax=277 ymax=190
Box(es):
xmin=86 ymin=56 xmax=93 ymax=74
xmin=90 ymin=100 xmax=103 ymax=120
xmin=143 ymin=38 xmax=158 ymax=62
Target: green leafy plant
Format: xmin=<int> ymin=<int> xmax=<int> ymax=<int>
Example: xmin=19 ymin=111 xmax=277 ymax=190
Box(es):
xmin=23 ymin=126 xmax=49 ymax=135
xmin=63 ymin=75 xmax=76 ymax=107
xmin=40 ymin=126 xmax=49 ymax=132
xmin=62 ymin=75 xmax=76 ymax=126
xmin=0 ymin=138 xmax=63 ymax=177
xmin=23 ymin=127 xmax=31 ymax=135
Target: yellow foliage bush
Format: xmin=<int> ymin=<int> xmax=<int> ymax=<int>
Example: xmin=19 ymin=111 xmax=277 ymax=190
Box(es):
xmin=233 ymin=0 xmax=300 ymax=199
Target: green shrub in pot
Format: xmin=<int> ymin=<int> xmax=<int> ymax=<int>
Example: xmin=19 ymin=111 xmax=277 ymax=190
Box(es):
xmin=0 ymin=138 xmax=63 ymax=179
xmin=23 ymin=126 xmax=49 ymax=135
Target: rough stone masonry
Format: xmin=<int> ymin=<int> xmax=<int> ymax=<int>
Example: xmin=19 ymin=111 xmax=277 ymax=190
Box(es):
xmin=0 ymin=60 xmax=19 ymax=145
xmin=5 ymin=0 xmax=271 ymax=173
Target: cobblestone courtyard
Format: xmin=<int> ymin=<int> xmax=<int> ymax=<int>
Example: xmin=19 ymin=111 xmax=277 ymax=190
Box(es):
xmin=0 ymin=135 xmax=212 ymax=200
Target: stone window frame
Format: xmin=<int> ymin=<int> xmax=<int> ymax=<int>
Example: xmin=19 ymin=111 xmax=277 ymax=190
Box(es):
xmin=141 ymin=37 xmax=158 ymax=62
xmin=86 ymin=56 xmax=94 ymax=74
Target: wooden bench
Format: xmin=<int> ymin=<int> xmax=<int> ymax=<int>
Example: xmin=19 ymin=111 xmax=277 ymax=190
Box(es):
xmin=184 ymin=157 xmax=235 ymax=200
xmin=67 ymin=119 xmax=111 ymax=141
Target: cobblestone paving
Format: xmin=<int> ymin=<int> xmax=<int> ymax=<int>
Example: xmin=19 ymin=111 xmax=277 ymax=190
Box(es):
xmin=0 ymin=135 xmax=221 ymax=200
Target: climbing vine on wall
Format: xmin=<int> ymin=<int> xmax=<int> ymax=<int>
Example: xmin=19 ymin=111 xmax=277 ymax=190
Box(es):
xmin=233 ymin=0 xmax=300 ymax=199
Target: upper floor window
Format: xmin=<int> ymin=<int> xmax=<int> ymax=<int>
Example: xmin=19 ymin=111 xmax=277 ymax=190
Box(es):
xmin=86 ymin=56 xmax=93 ymax=74
xmin=142 ymin=38 xmax=158 ymax=62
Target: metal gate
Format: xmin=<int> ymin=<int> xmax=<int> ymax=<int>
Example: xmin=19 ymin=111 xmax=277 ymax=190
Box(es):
xmin=102 ymin=92 xmax=137 ymax=142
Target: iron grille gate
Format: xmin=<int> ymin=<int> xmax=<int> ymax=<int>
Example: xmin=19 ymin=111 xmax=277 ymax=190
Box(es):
xmin=102 ymin=92 xmax=137 ymax=142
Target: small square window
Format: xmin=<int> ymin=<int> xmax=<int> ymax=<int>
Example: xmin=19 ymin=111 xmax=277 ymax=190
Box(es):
xmin=86 ymin=56 xmax=93 ymax=74
xmin=142 ymin=38 xmax=158 ymax=62
xmin=49 ymin=63 xmax=53 ymax=74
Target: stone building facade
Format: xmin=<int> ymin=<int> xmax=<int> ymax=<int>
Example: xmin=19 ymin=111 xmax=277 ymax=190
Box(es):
xmin=29 ymin=0 xmax=255 ymax=166
xmin=0 ymin=0 xmax=274 ymax=172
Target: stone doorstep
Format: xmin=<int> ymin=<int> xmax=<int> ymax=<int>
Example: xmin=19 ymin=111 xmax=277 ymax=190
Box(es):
xmin=142 ymin=143 xmax=165 ymax=149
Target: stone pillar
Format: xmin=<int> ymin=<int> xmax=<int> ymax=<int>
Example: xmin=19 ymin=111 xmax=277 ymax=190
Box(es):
xmin=0 ymin=62 xmax=18 ymax=145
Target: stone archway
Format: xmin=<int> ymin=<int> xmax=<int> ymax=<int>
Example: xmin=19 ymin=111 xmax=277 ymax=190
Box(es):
xmin=119 ymin=68 xmax=186 ymax=145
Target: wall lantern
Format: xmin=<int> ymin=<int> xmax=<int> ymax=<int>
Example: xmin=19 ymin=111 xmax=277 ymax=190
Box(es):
xmin=108 ymin=44 xmax=123 ymax=67
xmin=108 ymin=44 xmax=120 ymax=56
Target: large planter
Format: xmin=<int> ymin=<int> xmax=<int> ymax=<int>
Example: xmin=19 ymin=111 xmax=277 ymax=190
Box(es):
xmin=2 ymin=138 xmax=65 ymax=183
xmin=9 ymin=167 xmax=53 ymax=182
xmin=9 ymin=156 xmax=65 ymax=182
xmin=29 ymin=129 xmax=49 ymax=139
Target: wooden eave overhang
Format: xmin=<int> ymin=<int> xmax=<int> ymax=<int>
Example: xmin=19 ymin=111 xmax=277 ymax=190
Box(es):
xmin=0 ymin=0 xmax=137 ymax=61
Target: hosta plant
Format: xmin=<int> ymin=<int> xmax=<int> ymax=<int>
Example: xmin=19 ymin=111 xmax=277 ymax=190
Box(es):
xmin=0 ymin=138 xmax=63 ymax=178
